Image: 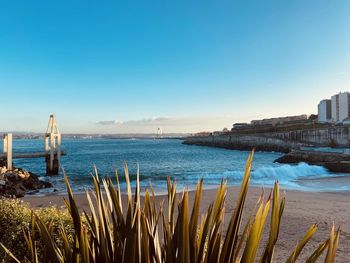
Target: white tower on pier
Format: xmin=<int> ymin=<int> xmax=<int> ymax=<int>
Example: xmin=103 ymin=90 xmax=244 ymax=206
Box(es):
xmin=157 ymin=127 xmax=163 ymax=139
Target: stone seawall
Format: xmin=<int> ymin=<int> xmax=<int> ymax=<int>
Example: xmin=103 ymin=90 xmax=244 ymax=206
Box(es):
xmin=262 ymin=126 xmax=350 ymax=146
xmin=184 ymin=126 xmax=350 ymax=153
xmin=183 ymin=134 xmax=307 ymax=153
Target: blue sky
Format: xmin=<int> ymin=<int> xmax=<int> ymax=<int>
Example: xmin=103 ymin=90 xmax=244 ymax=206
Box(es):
xmin=0 ymin=0 xmax=350 ymax=133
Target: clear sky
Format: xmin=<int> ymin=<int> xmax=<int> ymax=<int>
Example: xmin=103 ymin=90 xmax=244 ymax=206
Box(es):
xmin=0 ymin=0 xmax=350 ymax=134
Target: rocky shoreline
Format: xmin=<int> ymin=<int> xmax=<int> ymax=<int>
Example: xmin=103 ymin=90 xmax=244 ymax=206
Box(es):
xmin=183 ymin=140 xmax=293 ymax=153
xmin=183 ymin=134 xmax=307 ymax=153
xmin=184 ymin=135 xmax=350 ymax=173
xmin=274 ymin=150 xmax=350 ymax=173
xmin=0 ymin=166 xmax=52 ymax=198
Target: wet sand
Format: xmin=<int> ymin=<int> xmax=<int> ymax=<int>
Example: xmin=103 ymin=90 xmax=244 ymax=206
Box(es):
xmin=296 ymin=175 xmax=350 ymax=192
xmin=22 ymin=186 xmax=350 ymax=262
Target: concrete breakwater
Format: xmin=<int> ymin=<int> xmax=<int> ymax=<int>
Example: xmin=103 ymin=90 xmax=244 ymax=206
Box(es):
xmin=183 ymin=134 xmax=307 ymax=153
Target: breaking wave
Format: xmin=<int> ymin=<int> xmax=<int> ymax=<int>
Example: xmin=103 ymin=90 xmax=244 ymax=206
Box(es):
xmin=189 ymin=163 xmax=332 ymax=189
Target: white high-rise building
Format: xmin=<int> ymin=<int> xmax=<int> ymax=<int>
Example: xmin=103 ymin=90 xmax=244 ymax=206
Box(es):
xmin=331 ymin=94 xmax=339 ymax=122
xmin=330 ymin=92 xmax=350 ymax=122
xmin=338 ymin=92 xmax=350 ymax=121
xmin=317 ymin=99 xmax=332 ymax=123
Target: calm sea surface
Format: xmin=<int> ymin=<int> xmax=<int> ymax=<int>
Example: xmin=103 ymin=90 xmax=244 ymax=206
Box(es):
xmin=4 ymin=138 xmax=350 ymax=194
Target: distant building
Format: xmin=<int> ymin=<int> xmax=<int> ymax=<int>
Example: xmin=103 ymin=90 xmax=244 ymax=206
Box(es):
xmin=317 ymin=99 xmax=331 ymax=123
xmin=308 ymin=114 xmax=318 ymax=121
xmin=338 ymin=92 xmax=350 ymax=121
xmin=251 ymin=115 xmax=308 ymax=126
xmin=232 ymin=123 xmax=249 ymax=129
xmin=331 ymin=94 xmax=339 ymax=121
xmin=192 ymin=132 xmax=212 ymax=137
xmin=330 ymin=92 xmax=350 ymax=122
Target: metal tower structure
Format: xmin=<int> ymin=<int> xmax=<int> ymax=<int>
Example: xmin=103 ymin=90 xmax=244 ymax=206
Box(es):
xmin=45 ymin=114 xmax=61 ymax=175
xmin=1 ymin=114 xmax=64 ymax=175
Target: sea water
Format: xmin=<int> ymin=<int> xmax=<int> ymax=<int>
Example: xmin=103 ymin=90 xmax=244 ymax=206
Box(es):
xmin=5 ymin=138 xmax=350 ymax=194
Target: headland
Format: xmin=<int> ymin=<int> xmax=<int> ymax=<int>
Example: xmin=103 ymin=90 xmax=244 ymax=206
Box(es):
xmin=184 ymin=115 xmax=350 ymax=172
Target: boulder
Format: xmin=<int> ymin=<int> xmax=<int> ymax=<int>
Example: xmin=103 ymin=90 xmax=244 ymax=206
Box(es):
xmin=0 ymin=166 xmax=52 ymax=198
xmin=274 ymin=150 xmax=350 ymax=173
xmin=324 ymin=161 xmax=350 ymax=173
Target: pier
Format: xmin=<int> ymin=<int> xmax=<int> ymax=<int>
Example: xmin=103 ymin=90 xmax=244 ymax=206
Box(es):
xmin=0 ymin=114 xmax=65 ymax=175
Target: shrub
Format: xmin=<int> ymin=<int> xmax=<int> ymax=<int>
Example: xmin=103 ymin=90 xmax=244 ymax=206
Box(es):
xmin=0 ymin=199 xmax=74 ymax=262
xmin=1 ymin=151 xmax=340 ymax=262
xmin=0 ymin=199 xmax=31 ymax=262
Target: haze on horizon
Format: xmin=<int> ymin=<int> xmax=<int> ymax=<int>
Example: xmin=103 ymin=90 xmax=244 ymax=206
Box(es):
xmin=0 ymin=1 xmax=350 ymax=134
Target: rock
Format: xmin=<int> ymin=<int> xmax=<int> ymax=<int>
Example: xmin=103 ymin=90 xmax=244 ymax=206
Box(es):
xmin=0 ymin=167 xmax=53 ymax=198
xmin=0 ymin=160 xmax=6 ymax=168
xmin=275 ymin=150 xmax=350 ymax=164
xmin=0 ymin=167 xmax=7 ymax=174
xmin=274 ymin=150 xmax=350 ymax=173
xmin=18 ymin=171 xmax=30 ymax=179
xmin=324 ymin=161 xmax=350 ymax=173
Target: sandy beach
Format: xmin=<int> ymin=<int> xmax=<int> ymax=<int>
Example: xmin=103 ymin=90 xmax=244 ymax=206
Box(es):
xmin=22 ymin=186 xmax=350 ymax=262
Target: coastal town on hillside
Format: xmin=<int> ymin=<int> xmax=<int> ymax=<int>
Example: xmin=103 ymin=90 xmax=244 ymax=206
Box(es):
xmin=192 ymin=91 xmax=350 ymax=137
xmin=238 ymin=91 xmax=350 ymax=130
xmin=185 ymin=91 xmax=350 ymax=173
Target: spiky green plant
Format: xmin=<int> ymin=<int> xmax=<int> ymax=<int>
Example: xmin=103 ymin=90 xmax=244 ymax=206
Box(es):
xmin=1 ymin=151 xmax=340 ymax=262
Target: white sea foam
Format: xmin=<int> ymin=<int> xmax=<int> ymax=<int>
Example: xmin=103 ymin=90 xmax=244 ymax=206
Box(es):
xmin=192 ymin=163 xmax=332 ymax=190
xmin=252 ymin=162 xmax=329 ymax=180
